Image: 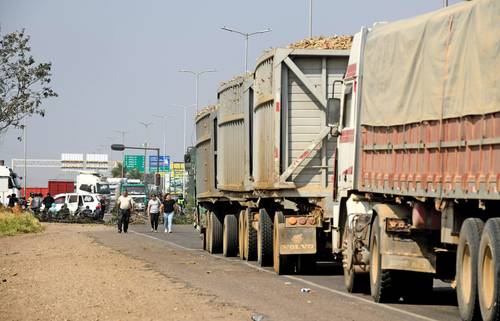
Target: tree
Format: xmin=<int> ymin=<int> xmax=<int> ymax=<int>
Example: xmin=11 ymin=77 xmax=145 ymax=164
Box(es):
xmin=111 ymin=162 xmax=127 ymax=178
xmin=127 ymin=168 xmax=142 ymax=180
xmin=0 ymin=29 xmax=57 ymax=133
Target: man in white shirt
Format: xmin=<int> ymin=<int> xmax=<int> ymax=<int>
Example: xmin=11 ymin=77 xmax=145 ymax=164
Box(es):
xmin=147 ymin=194 xmax=161 ymax=232
xmin=116 ymin=191 xmax=134 ymax=233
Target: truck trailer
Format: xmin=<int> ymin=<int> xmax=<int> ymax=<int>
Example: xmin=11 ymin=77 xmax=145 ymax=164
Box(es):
xmin=333 ymin=1 xmax=499 ymax=321
xmin=195 ymin=47 xmax=350 ymax=273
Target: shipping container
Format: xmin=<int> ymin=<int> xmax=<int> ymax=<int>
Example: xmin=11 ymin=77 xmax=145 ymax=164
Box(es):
xmin=253 ymin=48 xmax=349 ymax=202
xmin=216 ymin=73 xmax=254 ymax=192
xmin=21 ymin=187 xmax=49 ymax=197
xmin=48 ymin=180 xmax=74 ymax=195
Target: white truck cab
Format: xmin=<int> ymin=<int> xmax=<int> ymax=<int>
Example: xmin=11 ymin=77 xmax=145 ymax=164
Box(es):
xmin=0 ymin=161 xmax=21 ymax=206
xmin=75 ymin=172 xmax=110 ymax=196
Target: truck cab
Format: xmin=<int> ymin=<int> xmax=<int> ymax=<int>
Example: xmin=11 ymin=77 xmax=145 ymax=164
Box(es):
xmin=76 ymin=172 xmax=110 ymax=196
xmin=0 ymin=163 xmax=21 ymax=206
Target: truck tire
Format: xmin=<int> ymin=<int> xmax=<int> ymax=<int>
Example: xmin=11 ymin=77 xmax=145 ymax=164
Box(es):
xmin=370 ymin=215 xmax=400 ymax=303
xmin=205 ymin=211 xmax=212 ymax=252
xmin=238 ymin=210 xmax=246 ymax=259
xmin=223 ymin=214 xmax=238 ymax=257
xmin=343 ymin=219 xmax=369 ymax=293
xmin=457 ymin=218 xmax=484 ymax=321
xmin=273 ymin=211 xmax=290 ymax=275
xmin=208 ymin=211 xmax=223 ymax=254
xmin=478 ymin=218 xmax=500 ymax=321
xmin=246 ymin=209 xmax=258 ymax=261
xmin=258 ymin=208 xmax=273 ymax=267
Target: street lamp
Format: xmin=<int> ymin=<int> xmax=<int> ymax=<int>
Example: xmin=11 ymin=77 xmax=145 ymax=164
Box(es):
xmin=138 ymin=121 xmax=153 ymax=178
xmin=178 ymin=69 xmax=217 ymax=111
xmin=171 ymin=103 xmax=196 ymax=197
xmin=152 ymin=114 xmax=168 ymax=161
xmin=221 ymin=26 xmax=272 ymax=72
xmin=113 ymin=130 xmax=130 ymax=178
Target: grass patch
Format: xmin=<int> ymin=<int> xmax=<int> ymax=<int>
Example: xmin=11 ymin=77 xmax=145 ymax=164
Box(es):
xmin=0 ymin=209 xmax=44 ymax=236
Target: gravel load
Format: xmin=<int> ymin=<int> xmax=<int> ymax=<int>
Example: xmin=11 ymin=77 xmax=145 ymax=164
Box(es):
xmin=288 ymin=35 xmax=353 ymax=50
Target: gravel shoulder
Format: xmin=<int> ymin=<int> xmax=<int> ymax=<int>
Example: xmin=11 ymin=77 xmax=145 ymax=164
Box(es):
xmin=0 ymin=224 xmax=250 ymax=321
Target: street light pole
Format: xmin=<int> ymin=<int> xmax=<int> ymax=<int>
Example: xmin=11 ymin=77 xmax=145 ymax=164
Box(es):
xmin=152 ymin=114 xmax=168 ymax=161
xmin=171 ymin=103 xmax=196 ymax=197
xmin=309 ymin=0 xmax=313 ymax=38
xmin=138 ymin=121 xmax=153 ymax=178
xmin=221 ymin=26 xmax=272 ymax=72
xmin=179 ymin=69 xmax=217 ymax=111
xmin=23 ymin=120 xmax=27 ymax=198
xmin=114 ymin=130 xmax=129 ymax=178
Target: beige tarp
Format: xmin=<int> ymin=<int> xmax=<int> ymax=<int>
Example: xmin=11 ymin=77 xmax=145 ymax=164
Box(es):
xmin=361 ymin=0 xmax=500 ymax=127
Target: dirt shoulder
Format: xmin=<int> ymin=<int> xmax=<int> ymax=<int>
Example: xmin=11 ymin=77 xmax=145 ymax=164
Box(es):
xmin=0 ymin=224 xmax=250 ymax=321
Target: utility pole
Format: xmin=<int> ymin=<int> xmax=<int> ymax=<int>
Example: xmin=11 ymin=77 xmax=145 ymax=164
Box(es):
xmin=179 ymin=69 xmax=217 ymax=111
xmin=23 ymin=121 xmax=27 ymax=198
xmin=138 ymin=121 xmax=153 ymax=181
xmin=443 ymin=0 xmax=448 ymax=7
xmin=221 ymin=26 xmax=272 ymax=72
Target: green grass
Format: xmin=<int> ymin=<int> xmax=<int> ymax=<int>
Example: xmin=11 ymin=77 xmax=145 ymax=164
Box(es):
xmin=0 ymin=209 xmax=44 ymax=236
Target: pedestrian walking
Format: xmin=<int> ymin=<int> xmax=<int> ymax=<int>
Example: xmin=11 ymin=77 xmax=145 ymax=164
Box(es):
xmin=147 ymin=194 xmax=161 ymax=232
xmin=161 ymin=193 xmax=178 ymax=233
xmin=8 ymin=193 xmax=18 ymax=207
xmin=116 ymin=191 xmax=134 ymax=233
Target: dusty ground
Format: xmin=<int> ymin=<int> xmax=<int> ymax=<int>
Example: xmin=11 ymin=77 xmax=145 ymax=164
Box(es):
xmin=0 ymin=224 xmax=250 ymax=321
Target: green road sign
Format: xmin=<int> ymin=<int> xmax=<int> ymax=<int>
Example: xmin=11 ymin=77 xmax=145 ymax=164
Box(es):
xmin=124 ymin=155 xmax=145 ymax=173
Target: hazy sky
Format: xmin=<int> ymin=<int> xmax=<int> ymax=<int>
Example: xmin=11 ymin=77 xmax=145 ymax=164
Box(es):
xmin=0 ymin=0 xmax=453 ymax=185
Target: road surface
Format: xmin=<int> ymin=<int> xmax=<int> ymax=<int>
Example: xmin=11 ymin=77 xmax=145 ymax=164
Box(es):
xmin=87 ymin=223 xmax=461 ymax=321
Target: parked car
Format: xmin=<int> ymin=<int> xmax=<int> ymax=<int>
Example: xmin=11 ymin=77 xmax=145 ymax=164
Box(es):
xmin=52 ymin=193 xmax=101 ymax=214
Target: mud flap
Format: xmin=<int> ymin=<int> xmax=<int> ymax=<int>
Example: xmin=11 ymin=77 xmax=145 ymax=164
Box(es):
xmin=278 ymin=224 xmax=317 ymax=255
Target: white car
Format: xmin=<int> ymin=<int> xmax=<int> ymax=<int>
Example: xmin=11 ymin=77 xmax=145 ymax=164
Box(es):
xmin=52 ymin=193 xmax=101 ymax=214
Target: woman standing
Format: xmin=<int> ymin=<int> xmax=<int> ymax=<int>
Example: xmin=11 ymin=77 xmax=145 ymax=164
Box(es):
xmin=147 ymin=194 xmax=161 ymax=232
xmin=161 ymin=193 xmax=177 ymax=233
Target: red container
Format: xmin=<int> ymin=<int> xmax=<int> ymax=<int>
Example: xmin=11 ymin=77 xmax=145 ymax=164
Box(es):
xmin=21 ymin=187 xmax=49 ymax=197
xmin=48 ymin=180 xmax=75 ymax=196
xmin=358 ymin=113 xmax=500 ymax=200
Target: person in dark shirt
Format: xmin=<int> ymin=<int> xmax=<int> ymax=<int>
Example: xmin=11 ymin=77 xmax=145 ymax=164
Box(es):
xmin=161 ymin=193 xmax=178 ymax=233
xmin=8 ymin=193 xmax=18 ymax=207
xmin=42 ymin=193 xmax=55 ymax=212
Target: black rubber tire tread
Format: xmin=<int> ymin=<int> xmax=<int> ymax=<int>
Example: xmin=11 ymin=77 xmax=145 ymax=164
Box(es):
xmin=258 ymin=208 xmax=274 ymax=267
xmin=238 ymin=210 xmax=246 ymax=260
xmin=478 ymin=218 xmax=500 ymax=321
xmin=457 ymin=217 xmax=484 ymax=321
xmin=273 ymin=212 xmax=290 ymax=275
xmin=208 ymin=211 xmax=223 ymax=254
xmin=246 ymin=209 xmax=258 ymax=261
xmin=223 ymin=214 xmax=238 ymax=257
xmin=343 ymin=219 xmax=369 ymax=293
xmin=370 ymin=216 xmax=400 ymax=303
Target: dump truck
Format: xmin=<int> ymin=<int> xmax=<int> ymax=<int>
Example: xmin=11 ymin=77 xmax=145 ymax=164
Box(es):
xmin=195 ymin=46 xmax=350 ymax=273
xmin=333 ymin=1 xmax=499 ymax=321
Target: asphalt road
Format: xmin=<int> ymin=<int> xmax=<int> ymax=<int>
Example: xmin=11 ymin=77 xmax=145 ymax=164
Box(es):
xmin=88 ymin=223 xmax=461 ymax=321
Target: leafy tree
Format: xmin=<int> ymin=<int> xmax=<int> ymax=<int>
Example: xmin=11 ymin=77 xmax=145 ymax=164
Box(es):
xmin=127 ymin=168 xmax=142 ymax=180
xmin=0 ymin=29 xmax=57 ymax=133
xmin=111 ymin=162 xmax=127 ymax=178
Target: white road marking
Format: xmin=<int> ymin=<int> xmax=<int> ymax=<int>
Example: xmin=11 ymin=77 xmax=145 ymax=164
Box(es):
xmin=130 ymin=228 xmax=442 ymax=321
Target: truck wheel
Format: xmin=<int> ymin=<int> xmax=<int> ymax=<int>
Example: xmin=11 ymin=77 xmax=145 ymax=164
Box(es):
xmin=258 ymin=208 xmax=273 ymax=267
xmin=205 ymin=211 xmax=212 ymax=252
xmin=202 ymin=229 xmax=207 ymax=251
xmin=343 ymin=219 xmax=368 ymax=293
xmin=457 ymin=218 xmax=484 ymax=321
xmin=223 ymin=214 xmax=238 ymax=257
xmin=273 ymin=211 xmax=290 ymax=275
xmin=208 ymin=211 xmax=223 ymax=254
xmin=246 ymin=209 xmax=258 ymax=261
xmin=478 ymin=218 xmax=500 ymax=321
xmin=370 ymin=215 xmax=399 ymax=303
xmin=238 ymin=210 xmax=246 ymax=259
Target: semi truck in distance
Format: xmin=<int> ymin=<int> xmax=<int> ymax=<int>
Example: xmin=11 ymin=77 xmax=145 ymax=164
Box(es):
xmin=333 ymin=1 xmax=499 ymax=321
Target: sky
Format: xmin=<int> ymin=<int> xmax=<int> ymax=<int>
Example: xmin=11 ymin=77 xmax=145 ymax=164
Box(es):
xmin=0 ymin=0 xmax=457 ymax=186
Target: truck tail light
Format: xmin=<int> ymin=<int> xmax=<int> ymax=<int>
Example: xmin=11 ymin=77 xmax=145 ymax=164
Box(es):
xmin=287 ymin=217 xmax=297 ymax=225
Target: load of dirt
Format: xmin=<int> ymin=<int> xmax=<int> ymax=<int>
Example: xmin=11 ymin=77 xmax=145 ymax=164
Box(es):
xmin=288 ymin=35 xmax=353 ymax=50
xmin=195 ymin=104 xmax=218 ymax=119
